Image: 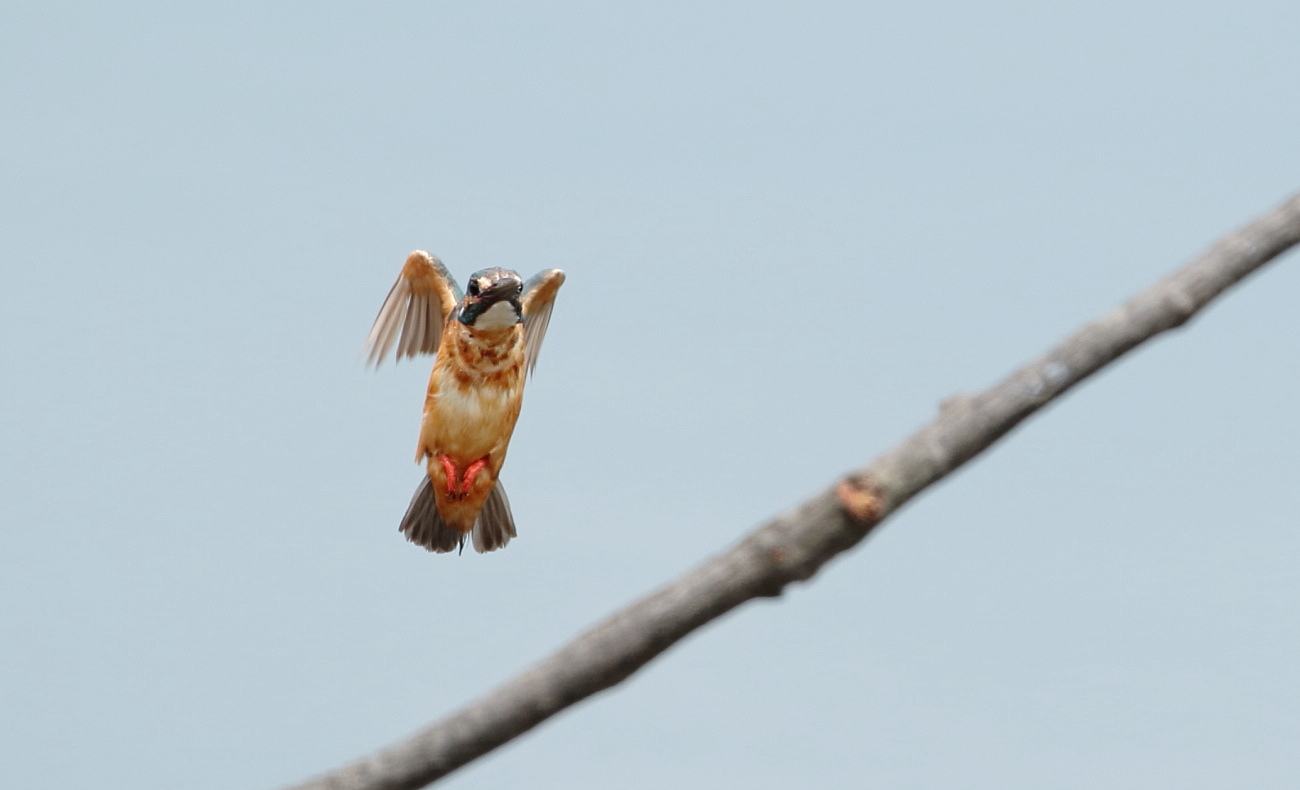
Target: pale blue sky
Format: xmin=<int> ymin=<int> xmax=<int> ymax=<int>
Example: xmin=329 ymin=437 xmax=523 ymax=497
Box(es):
xmin=2 ymin=2 xmax=1299 ymax=788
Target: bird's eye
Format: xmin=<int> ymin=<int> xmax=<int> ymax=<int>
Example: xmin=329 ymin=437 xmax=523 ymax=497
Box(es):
xmin=467 ymin=279 xmax=481 ymax=297
xmin=516 ymin=282 xmax=523 ymax=294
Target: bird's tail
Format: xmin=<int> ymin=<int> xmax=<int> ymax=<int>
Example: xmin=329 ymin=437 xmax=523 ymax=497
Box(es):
xmin=399 ymin=476 xmax=464 ymax=553
xmin=398 ymin=476 xmax=517 ymax=554
xmin=471 ymin=480 xmax=516 ymax=553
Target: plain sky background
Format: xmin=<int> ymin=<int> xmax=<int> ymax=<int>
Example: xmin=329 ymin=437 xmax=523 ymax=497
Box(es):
xmin=2 ymin=2 xmax=1298 ymax=788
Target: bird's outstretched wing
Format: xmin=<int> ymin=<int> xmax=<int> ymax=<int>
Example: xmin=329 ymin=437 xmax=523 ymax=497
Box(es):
xmin=364 ymin=251 xmax=463 ymax=367
xmin=520 ymin=269 xmax=566 ymax=376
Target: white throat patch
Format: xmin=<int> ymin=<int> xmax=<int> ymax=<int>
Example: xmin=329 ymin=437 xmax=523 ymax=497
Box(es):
xmin=474 ymin=300 xmax=519 ymax=330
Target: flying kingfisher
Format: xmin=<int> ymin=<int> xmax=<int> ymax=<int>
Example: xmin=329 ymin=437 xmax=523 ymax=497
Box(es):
xmin=364 ymin=250 xmax=565 ymax=554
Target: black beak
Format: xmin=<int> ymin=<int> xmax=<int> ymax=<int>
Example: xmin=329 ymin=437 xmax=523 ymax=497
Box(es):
xmin=478 ymin=278 xmax=521 ymax=304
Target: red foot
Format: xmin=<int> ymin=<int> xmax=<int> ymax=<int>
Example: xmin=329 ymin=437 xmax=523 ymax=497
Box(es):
xmin=438 ymin=455 xmax=460 ymax=494
xmin=460 ymin=457 xmax=489 ymax=494
xmin=435 ymin=454 xmax=491 ymax=498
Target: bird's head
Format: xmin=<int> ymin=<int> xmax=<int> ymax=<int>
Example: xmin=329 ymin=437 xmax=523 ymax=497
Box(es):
xmin=458 ymin=268 xmax=524 ymax=329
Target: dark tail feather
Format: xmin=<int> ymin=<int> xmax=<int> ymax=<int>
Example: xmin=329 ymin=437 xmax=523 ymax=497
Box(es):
xmin=471 ymin=481 xmax=517 ymax=553
xmin=399 ymin=476 xmax=466 ymax=553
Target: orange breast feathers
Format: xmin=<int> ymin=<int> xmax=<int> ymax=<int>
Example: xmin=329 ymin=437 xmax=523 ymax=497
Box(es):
xmin=416 ymin=320 xmax=526 ymax=532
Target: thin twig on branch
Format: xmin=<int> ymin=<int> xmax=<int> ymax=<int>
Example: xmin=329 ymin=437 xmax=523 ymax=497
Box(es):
xmin=287 ymin=193 xmax=1300 ymax=790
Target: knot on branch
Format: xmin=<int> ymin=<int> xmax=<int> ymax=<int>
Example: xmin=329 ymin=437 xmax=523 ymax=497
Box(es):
xmin=1162 ymin=287 xmax=1200 ymax=328
xmin=939 ymin=392 xmax=975 ymax=416
xmin=835 ymin=475 xmax=886 ymax=526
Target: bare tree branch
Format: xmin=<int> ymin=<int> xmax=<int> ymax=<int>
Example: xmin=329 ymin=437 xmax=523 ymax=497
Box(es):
xmin=286 ymin=193 xmax=1300 ymax=790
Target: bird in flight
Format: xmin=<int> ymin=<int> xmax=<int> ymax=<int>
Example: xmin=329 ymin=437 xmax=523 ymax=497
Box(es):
xmin=365 ymin=251 xmax=565 ymax=554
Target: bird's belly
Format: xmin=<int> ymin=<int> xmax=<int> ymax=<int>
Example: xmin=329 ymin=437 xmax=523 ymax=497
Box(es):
xmin=422 ymin=376 xmax=523 ymax=462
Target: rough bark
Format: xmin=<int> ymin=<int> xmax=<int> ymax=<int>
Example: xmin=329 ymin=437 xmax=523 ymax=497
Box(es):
xmin=286 ymin=193 xmax=1300 ymax=790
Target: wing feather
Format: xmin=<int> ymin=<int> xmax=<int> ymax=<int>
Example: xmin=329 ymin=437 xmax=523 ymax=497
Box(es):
xmin=520 ymin=269 xmax=566 ymax=376
xmin=365 ymin=251 xmax=461 ymax=367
